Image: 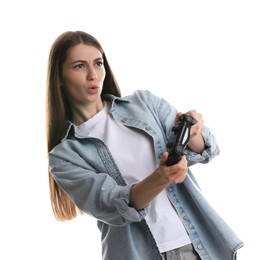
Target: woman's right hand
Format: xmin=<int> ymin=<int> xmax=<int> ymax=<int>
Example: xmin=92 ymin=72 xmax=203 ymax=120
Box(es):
xmin=159 ymin=152 xmax=188 ymax=184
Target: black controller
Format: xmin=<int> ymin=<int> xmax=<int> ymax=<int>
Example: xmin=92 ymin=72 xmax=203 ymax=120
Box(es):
xmin=166 ymin=114 xmax=197 ymax=166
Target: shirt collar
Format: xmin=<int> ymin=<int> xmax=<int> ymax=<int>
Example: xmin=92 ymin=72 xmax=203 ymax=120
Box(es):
xmin=61 ymin=94 xmax=131 ymax=141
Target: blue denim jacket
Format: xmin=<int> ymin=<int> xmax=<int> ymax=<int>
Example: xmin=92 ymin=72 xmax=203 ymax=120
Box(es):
xmin=49 ymin=90 xmax=243 ymax=260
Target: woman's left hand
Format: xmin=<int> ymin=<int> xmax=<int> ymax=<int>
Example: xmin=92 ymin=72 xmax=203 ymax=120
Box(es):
xmin=175 ymin=110 xmax=205 ymax=153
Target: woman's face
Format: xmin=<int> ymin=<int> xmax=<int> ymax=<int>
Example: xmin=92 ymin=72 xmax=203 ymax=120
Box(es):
xmin=61 ymin=43 xmax=106 ymax=110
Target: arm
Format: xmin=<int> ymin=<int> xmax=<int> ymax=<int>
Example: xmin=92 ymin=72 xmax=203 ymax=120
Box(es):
xmin=172 ymin=110 xmax=220 ymax=167
xmin=49 ymin=152 xmax=188 ymax=222
xmin=130 ymin=152 xmax=188 ymax=210
xmin=49 ymin=154 xmax=145 ymax=226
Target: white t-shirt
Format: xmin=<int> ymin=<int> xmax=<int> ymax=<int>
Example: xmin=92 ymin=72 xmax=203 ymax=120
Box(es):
xmin=77 ymin=101 xmax=191 ymax=252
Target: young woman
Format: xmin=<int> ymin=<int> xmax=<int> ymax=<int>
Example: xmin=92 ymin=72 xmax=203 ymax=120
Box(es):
xmin=46 ymin=31 xmax=243 ymax=260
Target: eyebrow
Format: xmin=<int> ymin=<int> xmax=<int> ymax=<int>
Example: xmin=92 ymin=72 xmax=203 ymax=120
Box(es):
xmin=71 ymin=57 xmax=103 ymax=65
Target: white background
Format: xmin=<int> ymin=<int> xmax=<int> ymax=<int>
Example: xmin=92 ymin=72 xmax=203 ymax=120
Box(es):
xmin=0 ymin=0 xmax=278 ymax=259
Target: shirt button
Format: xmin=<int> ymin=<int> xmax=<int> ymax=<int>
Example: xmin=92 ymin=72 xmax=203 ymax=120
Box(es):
xmin=168 ymin=187 xmax=173 ymax=192
xmin=197 ymin=244 xmax=203 ymax=250
xmin=145 ymin=126 xmax=152 ymax=131
xmin=183 ymin=215 xmax=188 ymax=221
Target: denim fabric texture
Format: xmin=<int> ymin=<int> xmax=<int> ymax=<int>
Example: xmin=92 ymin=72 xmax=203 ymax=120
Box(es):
xmin=49 ymin=90 xmax=244 ymax=260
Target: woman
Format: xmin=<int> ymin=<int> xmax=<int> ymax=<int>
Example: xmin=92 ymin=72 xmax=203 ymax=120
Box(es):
xmin=46 ymin=31 xmax=243 ymax=260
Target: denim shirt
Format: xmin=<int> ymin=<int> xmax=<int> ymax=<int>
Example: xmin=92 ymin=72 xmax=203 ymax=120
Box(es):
xmin=49 ymin=90 xmax=243 ymax=260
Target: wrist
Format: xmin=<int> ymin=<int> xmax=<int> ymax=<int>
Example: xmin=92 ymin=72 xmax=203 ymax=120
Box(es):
xmin=188 ymin=134 xmax=205 ymax=153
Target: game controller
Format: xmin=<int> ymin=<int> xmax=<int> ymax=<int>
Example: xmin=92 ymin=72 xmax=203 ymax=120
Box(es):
xmin=166 ymin=114 xmax=197 ymax=166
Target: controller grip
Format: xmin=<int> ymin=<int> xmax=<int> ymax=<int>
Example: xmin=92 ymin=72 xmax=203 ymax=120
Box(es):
xmin=166 ymin=145 xmax=184 ymax=166
xmin=166 ymin=113 xmax=197 ymax=166
xmin=166 ymin=154 xmax=181 ymax=166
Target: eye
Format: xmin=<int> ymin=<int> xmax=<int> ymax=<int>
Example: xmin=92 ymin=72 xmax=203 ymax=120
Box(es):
xmin=74 ymin=63 xmax=85 ymax=69
xmin=96 ymin=61 xmax=104 ymax=67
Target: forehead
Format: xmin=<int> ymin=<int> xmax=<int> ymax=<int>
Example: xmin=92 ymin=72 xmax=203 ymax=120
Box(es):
xmin=66 ymin=43 xmax=102 ymax=62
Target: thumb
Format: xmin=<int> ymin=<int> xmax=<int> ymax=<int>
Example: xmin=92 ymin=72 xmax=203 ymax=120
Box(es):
xmin=160 ymin=152 xmax=169 ymax=165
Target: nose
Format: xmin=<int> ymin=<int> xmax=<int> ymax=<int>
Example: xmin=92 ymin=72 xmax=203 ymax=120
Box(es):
xmin=87 ymin=67 xmax=97 ymax=80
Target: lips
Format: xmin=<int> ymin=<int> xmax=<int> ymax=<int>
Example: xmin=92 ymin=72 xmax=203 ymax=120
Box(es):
xmin=88 ymin=85 xmax=98 ymax=89
xmin=87 ymin=86 xmax=99 ymax=94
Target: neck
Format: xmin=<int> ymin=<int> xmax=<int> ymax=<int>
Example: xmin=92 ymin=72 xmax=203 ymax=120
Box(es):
xmin=72 ymin=100 xmax=104 ymax=125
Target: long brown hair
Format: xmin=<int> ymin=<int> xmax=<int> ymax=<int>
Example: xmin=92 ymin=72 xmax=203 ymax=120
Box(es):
xmin=46 ymin=31 xmax=121 ymax=221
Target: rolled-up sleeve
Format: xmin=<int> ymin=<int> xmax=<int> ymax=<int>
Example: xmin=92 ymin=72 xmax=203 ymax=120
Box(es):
xmin=186 ymin=126 xmax=221 ymax=166
xmin=49 ymin=154 xmax=147 ymax=227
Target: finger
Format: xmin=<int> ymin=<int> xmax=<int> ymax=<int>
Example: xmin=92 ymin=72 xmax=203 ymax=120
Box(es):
xmin=165 ymin=156 xmax=188 ymax=183
xmin=160 ymin=152 xmax=169 ymax=165
xmin=175 ymin=112 xmax=183 ymax=124
xmin=187 ymin=110 xmax=203 ymax=121
xmin=167 ymin=170 xmax=187 ymax=184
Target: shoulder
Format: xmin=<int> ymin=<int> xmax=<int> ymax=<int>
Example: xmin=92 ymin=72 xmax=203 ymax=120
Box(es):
xmin=130 ymin=89 xmax=158 ymax=98
xmin=125 ymin=89 xmax=162 ymax=104
xmin=105 ymin=89 xmax=161 ymax=103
